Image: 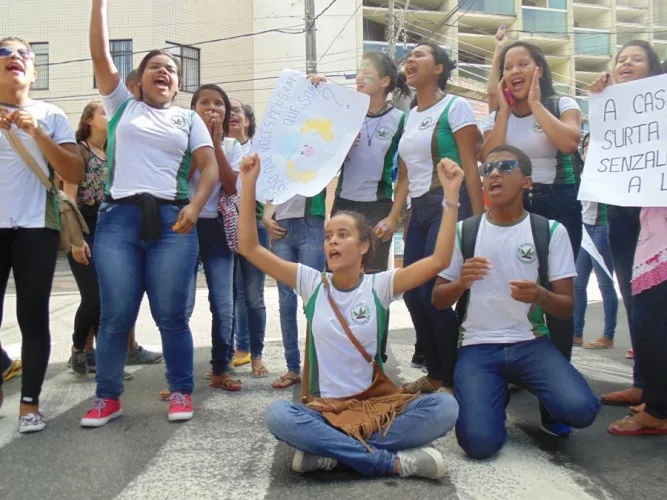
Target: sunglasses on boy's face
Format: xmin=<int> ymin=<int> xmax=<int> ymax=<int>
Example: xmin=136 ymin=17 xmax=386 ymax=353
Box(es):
xmin=0 ymin=47 xmax=34 ymax=61
xmin=479 ymin=159 xmax=521 ymax=177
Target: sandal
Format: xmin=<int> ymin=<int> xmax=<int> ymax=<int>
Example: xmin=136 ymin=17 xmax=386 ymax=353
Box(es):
xmin=600 ymin=387 xmax=643 ymax=406
xmin=2 ymin=360 xmax=22 ymax=382
xmin=608 ymin=411 xmax=667 ymax=436
xmin=402 ymin=376 xmax=438 ymax=394
xmin=159 ymin=389 xmax=170 ymax=401
xmin=252 ymin=363 xmax=270 ymax=378
xmin=584 ymin=338 xmax=614 ymax=349
xmin=271 ymin=373 xmax=301 ymax=389
xmin=210 ymin=374 xmax=243 ymax=392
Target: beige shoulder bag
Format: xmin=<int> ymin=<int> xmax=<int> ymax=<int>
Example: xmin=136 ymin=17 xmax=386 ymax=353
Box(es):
xmin=5 ymin=128 xmax=89 ymax=253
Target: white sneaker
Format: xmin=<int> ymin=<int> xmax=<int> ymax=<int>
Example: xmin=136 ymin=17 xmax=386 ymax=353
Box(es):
xmin=396 ymin=447 xmax=446 ymax=479
xmin=19 ymin=413 xmax=47 ymax=434
xmin=292 ymin=450 xmax=337 ymax=473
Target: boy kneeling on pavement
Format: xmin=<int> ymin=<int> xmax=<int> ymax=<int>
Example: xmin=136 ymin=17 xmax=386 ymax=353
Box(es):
xmin=432 ymin=144 xmax=600 ymax=460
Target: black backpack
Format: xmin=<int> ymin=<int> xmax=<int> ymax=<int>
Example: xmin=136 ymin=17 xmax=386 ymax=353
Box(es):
xmin=454 ymin=213 xmax=552 ymax=326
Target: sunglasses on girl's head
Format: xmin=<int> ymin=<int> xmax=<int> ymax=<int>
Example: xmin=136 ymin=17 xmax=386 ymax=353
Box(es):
xmin=0 ymin=47 xmax=34 ymax=60
xmin=479 ymin=159 xmax=521 ymax=177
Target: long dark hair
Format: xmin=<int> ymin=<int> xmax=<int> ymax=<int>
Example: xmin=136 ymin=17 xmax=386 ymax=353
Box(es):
xmin=499 ymin=41 xmax=556 ymax=99
xmin=191 ymin=84 xmax=232 ymax=137
xmin=420 ymin=43 xmax=455 ymax=91
xmin=136 ymin=50 xmax=182 ymax=101
xmin=242 ymin=104 xmax=257 ymax=139
xmin=75 ymin=100 xmax=104 ymax=144
xmin=361 ymin=52 xmax=411 ymax=99
xmin=615 ymin=40 xmax=664 ymax=77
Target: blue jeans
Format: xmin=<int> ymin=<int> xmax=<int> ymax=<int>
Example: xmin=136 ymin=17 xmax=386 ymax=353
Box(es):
xmin=271 ymin=216 xmax=326 ymax=373
xmin=186 ymin=217 xmax=235 ymax=375
xmin=234 ymin=221 xmax=269 ymax=358
xmin=403 ymin=186 xmax=471 ymax=386
xmin=265 ymin=393 xmax=458 ymax=476
xmin=524 ymin=183 xmax=581 ymax=366
xmin=632 ymin=280 xmax=667 ymax=418
xmin=94 ymin=203 xmax=198 ymax=399
xmin=454 ymin=336 xmax=601 ymax=459
xmin=607 ymin=205 xmax=644 ymax=388
xmin=574 ymin=224 xmax=618 ymax=340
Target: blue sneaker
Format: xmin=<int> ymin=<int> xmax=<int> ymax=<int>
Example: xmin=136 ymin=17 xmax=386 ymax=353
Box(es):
xmin=540 ymin=420 xmax=572 ymax=438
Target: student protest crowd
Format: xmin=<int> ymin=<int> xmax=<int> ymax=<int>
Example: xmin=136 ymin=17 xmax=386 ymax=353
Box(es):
xmin=1 ymin=0 xmax=666 ymax=482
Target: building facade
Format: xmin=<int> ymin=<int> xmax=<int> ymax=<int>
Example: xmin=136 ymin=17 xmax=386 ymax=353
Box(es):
xmin=361 ymin=0 xmax=667 ymax=122
xmin=1 ymin=0 xmax=255 ymax=123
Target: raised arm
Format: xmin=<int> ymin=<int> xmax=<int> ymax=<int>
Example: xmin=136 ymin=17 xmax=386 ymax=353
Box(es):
xmin=393 ymin=159 xmax=464 ymax=295
xmin=528 ymin=68 xmax=581 ymax=154
xmin=238 ymin=154 xmax=298 ymax=289
xmin=487 ymin=26 xmax=508 ymax=113
xmin=480 ymin=85 xmax=511 ymax=161
xmin=90 ymin=0 xmax=120 ymax=95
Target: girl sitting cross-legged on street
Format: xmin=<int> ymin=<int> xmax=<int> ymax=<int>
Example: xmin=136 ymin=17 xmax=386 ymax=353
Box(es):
xmin=237 ymin=152 xmax=462 ymax=479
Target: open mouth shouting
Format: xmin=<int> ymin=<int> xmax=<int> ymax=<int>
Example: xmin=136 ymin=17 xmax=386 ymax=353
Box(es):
xmin=7 ymin=61 xmax=24 ymax=76
xmin=328 ymin=249 xmax=342 ymax=261
xmin=510 ymin=77 xmax=525 ymax=93
xmin=405 ymin=64 xmax=418 ymax=82
xmin=488 ymin=180 xmax=503 ymax=195
xmin=154 ymin=74 xmax=170 ymax=90
xmin=230 ymin=116 xmax=240 ymax=127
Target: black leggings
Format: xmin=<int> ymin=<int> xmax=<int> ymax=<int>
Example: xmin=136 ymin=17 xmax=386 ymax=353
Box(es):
xmin=0 ymin=228 xmax=59 ymax=405
xmin=67 ymin=215 xmax=99 ymax=350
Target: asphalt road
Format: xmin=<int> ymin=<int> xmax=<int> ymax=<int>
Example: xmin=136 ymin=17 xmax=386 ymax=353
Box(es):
xmin=0 ymin=282 xmax=665 ymax=500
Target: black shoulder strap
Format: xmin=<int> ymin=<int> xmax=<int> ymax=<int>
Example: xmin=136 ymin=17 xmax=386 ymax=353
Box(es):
xmin=455 ymin=215 xmax=483 ymax=325
xmin=461 ymin=215 xmax=483 ymax=260
xmin=529 ymin=213 xmax=551 ymax=290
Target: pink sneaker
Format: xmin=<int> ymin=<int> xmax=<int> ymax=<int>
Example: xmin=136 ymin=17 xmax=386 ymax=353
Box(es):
xmin=168 ymin=392 xmax=193 ymax=422
xmin=626 ymin=349 xmax=634 ymax=360
xmin=80 ymin=398 xmax=122 ymax=427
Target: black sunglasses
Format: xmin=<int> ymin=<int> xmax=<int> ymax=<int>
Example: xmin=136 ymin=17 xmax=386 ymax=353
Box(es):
xmin=479 ymin=159 xmax=521 ymax=177
xmin=0 ymin=47 xmax=34 ymax=61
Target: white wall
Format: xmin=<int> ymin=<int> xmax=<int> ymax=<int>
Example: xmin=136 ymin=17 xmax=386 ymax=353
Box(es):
xmin=251 ymin=0 xmax=363 ymax=120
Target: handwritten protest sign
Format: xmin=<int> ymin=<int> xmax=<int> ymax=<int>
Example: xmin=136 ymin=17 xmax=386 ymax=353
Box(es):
xmin=250 ymin=69 xmax=370 ymax=204
xmin=579 ymin=73 xmax=667 ymax=207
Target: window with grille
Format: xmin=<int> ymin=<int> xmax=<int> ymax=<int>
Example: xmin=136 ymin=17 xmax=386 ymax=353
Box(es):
xmin=95 ymin=39 xmax=133 ymax=87
xmin=30 ymin=42 xmax=49 ymax=90
xmin=167 ymin=42 xmax=201 ymax=93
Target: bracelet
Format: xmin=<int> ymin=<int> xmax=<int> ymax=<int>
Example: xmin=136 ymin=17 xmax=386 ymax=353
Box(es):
xmin=442 ymin=198 xmax=461 ymax=211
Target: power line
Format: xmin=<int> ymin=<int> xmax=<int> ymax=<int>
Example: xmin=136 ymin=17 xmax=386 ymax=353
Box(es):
xmin=318 ymin=2 xmax=363 ymax=64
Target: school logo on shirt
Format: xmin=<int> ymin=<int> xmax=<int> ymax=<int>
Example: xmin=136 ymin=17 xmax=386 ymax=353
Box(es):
xmin=532 ymin=122 xmax=544 ymax=134
xmin=517 ymin=243 xmax=537 ymax=265
xmin=170 ymin=112 xmax=190 ymax=133
xmin=376 ymin=128 xmax=391 ymax=140
xmin=350 ymin=302 xmax=371 ymax=325
xmin=418 ymin=116 xmax=434 ymax=130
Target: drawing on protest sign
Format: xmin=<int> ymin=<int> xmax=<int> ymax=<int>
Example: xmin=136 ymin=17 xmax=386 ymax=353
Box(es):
xmin=579 ymin=73 xmax=667 ymax=207
xmin=250 ymin=69 xmax=369 ymax=204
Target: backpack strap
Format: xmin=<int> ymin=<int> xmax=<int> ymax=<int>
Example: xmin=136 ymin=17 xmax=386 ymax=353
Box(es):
xmin=528 ymin=212 xmax=551 ymax=290
xmin=455 ymin=215 xmax=483 ymax=324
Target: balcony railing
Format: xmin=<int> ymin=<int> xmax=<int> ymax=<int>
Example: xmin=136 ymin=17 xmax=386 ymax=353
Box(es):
xmin=363 ymin=41 xmax=452 ymax=61
xmin=458 ymin=63 xmax=491 ymax=84
xmin=459 ymin=0 xmax=515 ymax=16
xmin=574 ymin=29 xmax=611 ymax=56
xmin=522 ymin=7 xmax=567 ymax=37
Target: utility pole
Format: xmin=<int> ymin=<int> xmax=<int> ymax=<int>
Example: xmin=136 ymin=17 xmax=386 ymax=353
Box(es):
xmin=305 ymin=0 xmax=318 ymax=74
xmin=387 ymin=0 xmax=396 ymax=58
